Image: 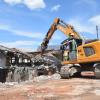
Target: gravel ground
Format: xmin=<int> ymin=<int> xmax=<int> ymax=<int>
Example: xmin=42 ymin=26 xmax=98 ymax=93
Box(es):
xmin=0 ymin=73 xmax=100 ymax=100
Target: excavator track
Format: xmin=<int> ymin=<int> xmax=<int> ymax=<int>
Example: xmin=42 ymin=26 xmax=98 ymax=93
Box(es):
xmin=60 ymin=65 xmax=70 ymax=78
xmin=94 ymin=63 xmax=100 ymax=79
xmin=60 ymin=65 xmax=81 ymax=79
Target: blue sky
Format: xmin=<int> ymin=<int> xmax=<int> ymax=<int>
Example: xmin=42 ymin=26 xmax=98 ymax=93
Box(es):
xmin=0 ymin=0 xmax=100 ymax=51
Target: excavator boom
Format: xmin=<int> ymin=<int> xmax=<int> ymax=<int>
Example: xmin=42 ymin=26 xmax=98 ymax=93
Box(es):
xmin=41 ymin=18 xmax=82 ymax=54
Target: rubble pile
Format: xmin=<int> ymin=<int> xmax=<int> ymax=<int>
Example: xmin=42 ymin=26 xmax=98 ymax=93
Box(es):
xmin=0 ymin=43 xmax=62 ymax=83
xmin=33 ymin=53 xmax=61 ymax=66
xmin=32 ymin=53 xmax=61 ymax=76
xmin=34 ymin=73 xmax=61 ymax=82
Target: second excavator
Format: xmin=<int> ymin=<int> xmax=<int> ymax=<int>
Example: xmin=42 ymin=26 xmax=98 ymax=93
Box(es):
xmin=41 ymin=18 xmax=100 ymax=78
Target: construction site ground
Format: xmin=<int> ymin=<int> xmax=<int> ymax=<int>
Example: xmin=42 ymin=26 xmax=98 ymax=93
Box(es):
xmin=0 ymin=72 xmax=100 ymax=100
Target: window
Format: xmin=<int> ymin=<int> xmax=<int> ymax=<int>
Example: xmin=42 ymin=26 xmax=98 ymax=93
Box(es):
xmin=12 ymin=57 xmax=15 ymax=63
xmin=84 ymin=47 xmax=95 ymax=57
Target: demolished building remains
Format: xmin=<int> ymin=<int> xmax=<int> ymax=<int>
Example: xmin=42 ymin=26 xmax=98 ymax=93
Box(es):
xmin=0 ymin=45 xmax=34 ymax=83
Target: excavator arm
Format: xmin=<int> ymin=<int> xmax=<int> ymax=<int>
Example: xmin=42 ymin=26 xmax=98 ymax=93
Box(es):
xmin=41 ymin=18 xmax=82 ymax=54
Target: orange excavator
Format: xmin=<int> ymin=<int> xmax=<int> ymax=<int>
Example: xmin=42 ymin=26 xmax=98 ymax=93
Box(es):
xmin=41 ymin=18 xmax=100 ymax=78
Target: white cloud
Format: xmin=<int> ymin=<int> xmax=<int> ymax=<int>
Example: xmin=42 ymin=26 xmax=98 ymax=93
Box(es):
xmin=51 ymin=4 xmax=61 ymax=12
xmin=24 ymin=0 xmax=46 ymax=10
xmin=4 ymin=0 xmax=46 ymax=10
xmin=0 ymin=40 xmax=37 ymax=47
xmin=89 ymin=15 xmax=100 ymax=25
xmin=0 ymin=40 xmax=38 ymax=51
xmin=13 ymin=30 xmax=43 ymax=38
xmin=0 ymin=24 xmax=44 ymax=39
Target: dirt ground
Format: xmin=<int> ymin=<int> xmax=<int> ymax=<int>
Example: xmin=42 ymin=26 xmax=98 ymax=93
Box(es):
xmin=0 ymin=73 xmax=100 ymax=100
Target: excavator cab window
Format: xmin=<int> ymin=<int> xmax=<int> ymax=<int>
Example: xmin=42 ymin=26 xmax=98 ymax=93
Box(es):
xmin=60 ymin=39 xmax=69 ymax=61
xmin=83 ymin=46 xmax=95 ymax=57
xmin=68 ymin=38 xmax=82 ymax=61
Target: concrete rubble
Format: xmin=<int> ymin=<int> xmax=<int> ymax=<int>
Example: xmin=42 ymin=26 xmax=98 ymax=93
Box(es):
xmin=32 ymin=53 xmax=61 ymax=76
xmin=34 ymin=73 xmax=61 ymax=82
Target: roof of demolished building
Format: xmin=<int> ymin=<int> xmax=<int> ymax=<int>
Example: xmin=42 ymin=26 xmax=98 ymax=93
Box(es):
xmin=11 ymin=48 xmax=32 ymax=58
xmin=0 ymin=45 xmax=32 ymax=58
xmin=0 ymin=45 xmax=12 ymax=52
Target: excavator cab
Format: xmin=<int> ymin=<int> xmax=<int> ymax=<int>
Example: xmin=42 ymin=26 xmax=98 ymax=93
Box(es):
xmin=60 ymin=38 xmax=82 ymax=61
